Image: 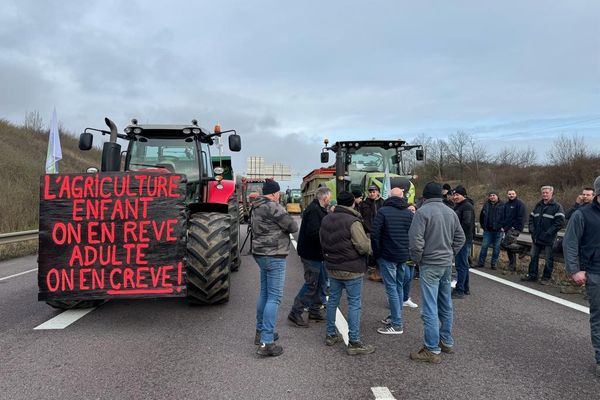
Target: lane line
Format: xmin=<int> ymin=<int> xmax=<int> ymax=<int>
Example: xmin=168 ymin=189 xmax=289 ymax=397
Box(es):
xmin=0 ymin=268 xmax=38 ymax=281
xmin=371 ymin=387 xmax=396 ymax=400
xmin=470 ymin=269 xmax=589 ymax=314
xmin=34 ymin=308 xmax=97 ymax=330
xmin=289 ymin=233 xmax=349 ymax=344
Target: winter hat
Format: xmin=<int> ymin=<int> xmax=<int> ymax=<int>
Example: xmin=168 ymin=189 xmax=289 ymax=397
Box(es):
xmin=422 ymin=182 xmax=443 ymax=199
xmin=337 ymin=191 xmax=355 ymax=207
xmin=442 ymin=183 xmax=452 ymax=191
xmin=262 ymin=180 xmax=281 ymax=195
xmin=368 ymin=185 xmax=379 ymax=192
xmin=594 ymin=176 xmax=600 ymax=194
xmin=352 ymin=189 xmax=363 ymax=199
xmin=453 ymin=185 xmax=467 ymax=197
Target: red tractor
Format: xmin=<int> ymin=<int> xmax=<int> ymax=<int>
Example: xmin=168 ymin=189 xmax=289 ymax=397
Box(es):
xmin=39 ymin=118 xmax=241 ymax=308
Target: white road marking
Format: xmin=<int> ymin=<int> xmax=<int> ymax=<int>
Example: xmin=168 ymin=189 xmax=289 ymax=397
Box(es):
xmin=0 ymin=268 xmax=38 ymax=281
xmin=371 ymin=387 xmax=396 ymax=399
xmin=34 ymin=308 xmax=97 ymax=330
xmin=289 ymin=233 xmax=349 ymax=343
xmin=470 ymin=269 xmax=590 ymax=314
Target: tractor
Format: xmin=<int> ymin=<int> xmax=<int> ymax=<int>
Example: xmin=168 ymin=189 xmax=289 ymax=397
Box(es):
xmin=319 ymin=139 xmax=424 ymax=203
xmin=40 ymin=118 xmax=241 ymax=309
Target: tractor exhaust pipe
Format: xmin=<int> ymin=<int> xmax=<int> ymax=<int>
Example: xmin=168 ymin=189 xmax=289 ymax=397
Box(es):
xmin=101 ymin=118 xmax=121 ymax=172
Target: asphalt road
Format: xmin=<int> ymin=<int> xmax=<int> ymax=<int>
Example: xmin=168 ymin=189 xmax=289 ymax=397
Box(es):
xmin=1 ymin=219 xmax=599 ymax=400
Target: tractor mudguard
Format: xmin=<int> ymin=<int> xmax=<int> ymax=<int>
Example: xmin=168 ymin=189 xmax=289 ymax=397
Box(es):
xmin=206 ymin=180 xmax=236 ymax=204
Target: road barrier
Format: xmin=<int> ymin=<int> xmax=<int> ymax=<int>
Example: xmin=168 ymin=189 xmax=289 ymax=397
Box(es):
xmin=0 ymin=230 xmax=39 ymax=246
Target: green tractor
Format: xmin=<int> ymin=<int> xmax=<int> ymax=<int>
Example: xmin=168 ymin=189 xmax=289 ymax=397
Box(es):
xmin=320 ymin=139 xmax=423 ymax=203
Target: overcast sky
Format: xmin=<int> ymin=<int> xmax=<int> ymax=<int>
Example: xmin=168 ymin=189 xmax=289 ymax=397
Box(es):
xmin=1 ymin=0 xmax=599 ymax=186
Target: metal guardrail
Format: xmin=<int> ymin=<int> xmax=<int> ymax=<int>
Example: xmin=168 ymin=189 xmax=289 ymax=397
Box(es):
xmin=0 ymin=230 xmax=39 ymax=245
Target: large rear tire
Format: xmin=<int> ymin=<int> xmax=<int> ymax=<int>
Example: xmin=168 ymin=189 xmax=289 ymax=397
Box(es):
xmin=46 ymin=299 xmax=105 ymax=310
xmin=186 ymin=212 xmax=231 ymax=304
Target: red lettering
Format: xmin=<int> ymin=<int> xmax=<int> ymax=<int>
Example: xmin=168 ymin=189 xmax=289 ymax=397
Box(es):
xmin=156 ymin=176 xmax=168 ymax=197
xmin=43 ymin=175 xmax=56 ymax=200
xmin=46 ymin=269 xmax=60 ymax=292
xmin=161 ymin=265 xmax=173 ymax=287
xmin=69 ymin=246 xmax=83 ymax=266
xmin=138 ymin=221 xmax=150 ymax=243
xmin=52 ymin=223 xmax=81 ymax=245
xmin=139 ymin=197 xmax=153 ymax=218
xmin=123 ymin=268 xmax=135 ymax=288
xmin=61 ymin=268 xmax=74 ymax=291
xmin=71 ymin=175 xmax=84 ymax=198
xmin=166 ymin=219 xmax=177 ymax=241
xmin=88 ymin=222 xmax=100 ymax=244
xmin=168 ymin=175 xmax=180 ymax=197
xmin=111 ymin=199 xmax=124 ymax=220
xmin=136 ymin=267 xmax=149 ymax=288
xmin=100 ymin=177 xmax=112 ymax=198
xmin=92 ymin=269 xmax=105 ymax=289
xmin=72 ymin=199 xmax=84 ymax=221
xmin=150 ymin=266 xmax=162 ymax=287
xmin=84 ymin=246 xmax=97 ymax=265
xmin=79 ymin=268 xmax=91 ymax=290
xmin=152 ymin=220 xmax=166 ymax=240
xmin=58 ymin=175 xmax=71 ymax=199
xmin=136 ymin=243 xmax=148 ymax=265
xmin=110 ymin=268 xmax=122 ymax=290
xmin=123 ymin=221 xmax=138 ymax=242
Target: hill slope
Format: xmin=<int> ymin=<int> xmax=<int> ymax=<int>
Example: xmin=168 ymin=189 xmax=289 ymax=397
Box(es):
xmin=0 ymin=119 xmax=102 ymax=233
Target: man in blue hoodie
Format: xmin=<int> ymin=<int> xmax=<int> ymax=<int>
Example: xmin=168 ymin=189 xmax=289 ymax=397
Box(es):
xmin=371 ymin=187 xmax=414 ymax=335
xmin=409 ymin=182 xmax=465 ymax=364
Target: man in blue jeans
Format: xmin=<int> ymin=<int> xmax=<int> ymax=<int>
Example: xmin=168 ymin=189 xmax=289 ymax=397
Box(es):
xmin=451 ymin=185 xmax=475 ymax=299
xmin=476 ymin=191 xmax=504 ymax=270
xmin=251 ymin=180 xmax=298 ymax=357
xmin=409 ymin=182 xmax=465 ymax=364
xmin=563 ymin=176 xmax=600 ymax=377
xmin=320 ymin=191 xmax=374 ymax=355
xmin=371 ymin=187 xmax=413 ymax=335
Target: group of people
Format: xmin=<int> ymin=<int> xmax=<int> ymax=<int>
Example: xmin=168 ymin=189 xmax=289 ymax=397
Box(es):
xmin=249 ymin=176 xmax=600 ymax=377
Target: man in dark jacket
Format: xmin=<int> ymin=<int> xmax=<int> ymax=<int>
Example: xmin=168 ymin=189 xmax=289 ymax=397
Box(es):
xmin=371 ymin=187 xmax=413 ymax=335
xmin=359 ymin=184 xmax=384 ymax=281
xmin=563 ymin=176 xmax=600 ymax=377
xmin=502 ymin=189 xmax=527 ymax=271
xmin=288 ymin=186 xmax=331 ymax=327
xmin=522 ymin=185 xmax=565 ymax=284
xmin=321 ymin=191 xmax=374 ymax=355
xmin=442 ymin=183 xmax=454 ymax=208
xmin=476 ymin=191 xmax=504 ymax=269
xmin=252 ymin=180 xmax=299 ymax=357
xmin=452 ymin=185 xmax=475 ymax=299
xmin=566 ymin=187 xmax=595 ymax=220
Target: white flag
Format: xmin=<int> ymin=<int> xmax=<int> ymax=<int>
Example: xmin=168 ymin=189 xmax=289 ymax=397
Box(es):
xmin=381 ymin=161 xmax=391 ymax=199
xmin=45 ymin=108 xmax=62 ymax=173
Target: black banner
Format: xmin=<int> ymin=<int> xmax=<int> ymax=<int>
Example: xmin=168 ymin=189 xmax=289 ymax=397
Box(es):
xmin=38 ymin=172 xmax=187 ymax=301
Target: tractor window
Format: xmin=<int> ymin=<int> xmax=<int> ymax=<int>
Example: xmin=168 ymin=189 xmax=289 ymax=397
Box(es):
xmin=129 ymin=136 xmax=201 ymax=180
xmin=347 ymin=147 xmax=399 ymax=174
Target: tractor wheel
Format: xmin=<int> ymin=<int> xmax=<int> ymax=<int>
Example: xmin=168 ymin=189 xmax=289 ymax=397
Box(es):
xmin=186 ymin=212 xmax=231 ymax=305
xmin=46 ymin=299 xmax=105 ymax=310
xmin=228 ymin=197 xmax=241 ymax=272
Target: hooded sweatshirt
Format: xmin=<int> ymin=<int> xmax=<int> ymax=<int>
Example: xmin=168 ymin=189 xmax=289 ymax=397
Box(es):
xmin=370 ymin=196 xmax=413 ymax=263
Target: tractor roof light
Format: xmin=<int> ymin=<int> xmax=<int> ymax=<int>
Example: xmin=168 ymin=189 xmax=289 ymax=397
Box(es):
xmin=182 ymin=128 xmax=191 ymax=134
xmin=192 ymin=128 xmax=201 ymax=134
xmin=124 ymin=127 xmax=132 ymax=134
xmin=133 ymin=127 xmax=142 ymax=134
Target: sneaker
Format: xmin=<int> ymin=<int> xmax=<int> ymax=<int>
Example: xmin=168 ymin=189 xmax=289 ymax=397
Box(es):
xmin=464 ymin=290 xmax=471 ymax=295
xmin=409 ymin=347 xmax=442 ymax=364
xmin=325 ymin=333 xmax=343 ymax=346
xmin=439 ymin=341 xmax=455 ymax=354
xmin=539 ymin=278 xmax=551 ymax=286
xmin=380 ymin=315 xmax=392 ymax=325
xmin=451 ymin=290 xmax=465 ymax=299
xmin=377 ymin=325 xmax=404 ymax=335
xmin=288 ymin=312 xmax=309 ymax=328
xmin=347 ymin=341 xmax=375 ymax=355
xmin=254 ymin=330 xmax=279 ymax=346
xmin=403 ymin=298 xmax=418 ymax=308
xmin=451 ymin=280 xmax=457 ymax=289
xmin=256 ymin=343 xmax=284 ymax=357
xmin=520 ymin=275 xmax=537 ymax=282
xmin=308 ymin=312 xmax=326 ymax=321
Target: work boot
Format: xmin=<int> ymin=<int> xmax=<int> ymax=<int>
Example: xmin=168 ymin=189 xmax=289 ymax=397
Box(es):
xmin=539 ymin=278 xmax=551 ymax=286
xmin=256 ymin=343 xmax=284 ymax=357
xmin=325 ymin=333 xmax=343 ymax=346
xmin=254 ymin=329 xmax=279 ymax=346
xmin=520 ymin=275 xmax=537 ymax=282
xmin=491 ymin=264 xmax=497 ymax=270
xmin=507 ymin=262 xmax=516 ymax=272
xmin=368 ymin=268 xmax=383 ymax=282
xmin=346 ymin=340 xmax=375 ymax=355
xmin=288 ymin=312 xmax=309 ymax=327
xmin=308 ymin=313 xmax=325 ymax=322
xmin=451 ymin=289 xmax=465 ymax=299
xmin=439 ymin=341 xmax=455 ymax=354
xmin=409 ymin=347 xmax=442 ymax=364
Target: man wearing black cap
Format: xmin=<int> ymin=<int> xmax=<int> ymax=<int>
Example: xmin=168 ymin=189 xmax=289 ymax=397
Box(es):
xmin=476 ymin=191 xmax=504 ymax=270
xmin=320 ymin=191 xmax=375 ymax=355
xmin=251 ymin=179 xmax=298 ymax=357
xmin=452 ymin=185 xmax=475 ymax=299
xmin=359 ymin=184 xmax=384 ymax=282
xmin=352 ymin=189 xmax=364 ymax=209
xmin=442 ymin=183 xmax=454 ymax=208
xmin=409 ymin=182 xmax=465 ymax=363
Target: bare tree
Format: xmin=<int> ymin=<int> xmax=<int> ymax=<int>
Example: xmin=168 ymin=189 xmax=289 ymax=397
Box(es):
xmin=24 ymin=110 xmax=44 ymax=133
xmin=495 ymin=145 xmax=537 ymax=167
xmin=426 ymin=137 xmax=450 ymax=180
xmin=547 ymin=133 xmax=587 ymax=165
xmin=446 ymin=131 xmax=471 ymax=180
xmin=467 ymin=135 xmax=487 ymax=179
